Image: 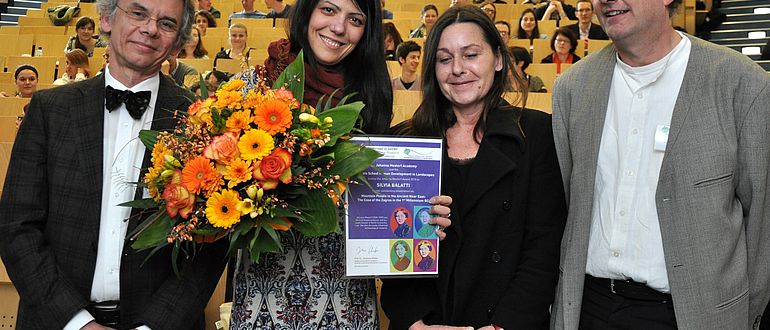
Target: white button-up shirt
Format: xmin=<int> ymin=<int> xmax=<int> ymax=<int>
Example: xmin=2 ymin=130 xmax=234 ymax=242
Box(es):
xmin=65 ymin=67 xmax=158 ymax=330
xmin=586 ymin=33 xmax=691 ymax=293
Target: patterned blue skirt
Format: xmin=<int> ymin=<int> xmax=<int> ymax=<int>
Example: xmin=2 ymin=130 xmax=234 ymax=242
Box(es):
xmin=229 ymin=229 xmax=379 ymax=330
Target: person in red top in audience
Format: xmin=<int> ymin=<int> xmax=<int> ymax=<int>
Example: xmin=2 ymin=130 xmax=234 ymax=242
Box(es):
xmin=542 ymin=27 xmax=581 ymax=64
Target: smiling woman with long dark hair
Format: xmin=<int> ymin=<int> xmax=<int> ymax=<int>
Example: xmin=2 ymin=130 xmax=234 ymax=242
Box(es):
xmin=228 ymin=0 xmax=404 ymax=328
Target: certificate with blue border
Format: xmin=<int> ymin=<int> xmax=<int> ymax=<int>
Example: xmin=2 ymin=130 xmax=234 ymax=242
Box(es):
xmin=345 ymin=136 xmax=443 ymax=277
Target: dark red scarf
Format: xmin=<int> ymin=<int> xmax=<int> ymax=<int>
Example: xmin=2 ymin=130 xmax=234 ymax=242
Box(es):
xmin=264 ymin=38 xmax=344 ymax=108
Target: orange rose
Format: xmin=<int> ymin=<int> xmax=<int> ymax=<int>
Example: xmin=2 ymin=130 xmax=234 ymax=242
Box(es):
xmin=163 ymin=182 xmax=196 ymax=219
xmin=253 ymin=148 xmax=292 ymax=190
xmin=273 ymin=88 xmax=299 ymax=109
xmin=203 ymin=132 xmax=239 ymax=162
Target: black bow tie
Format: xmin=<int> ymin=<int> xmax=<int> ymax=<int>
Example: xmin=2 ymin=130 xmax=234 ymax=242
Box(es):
xmin=105 ymin=85 xmax=151 ymax=120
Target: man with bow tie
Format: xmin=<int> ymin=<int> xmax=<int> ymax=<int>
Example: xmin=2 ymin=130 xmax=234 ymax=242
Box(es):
xmin=0 ymin=0 xmax=228 ymax=329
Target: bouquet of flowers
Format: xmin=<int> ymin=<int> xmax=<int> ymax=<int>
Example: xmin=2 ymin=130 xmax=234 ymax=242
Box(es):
xmin=125 ymin=52 xmax=381 ymax=266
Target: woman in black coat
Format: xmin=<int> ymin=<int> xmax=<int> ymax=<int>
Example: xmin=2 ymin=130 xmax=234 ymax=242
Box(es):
xmin=382 ymin=6 xmax=567 ymax=330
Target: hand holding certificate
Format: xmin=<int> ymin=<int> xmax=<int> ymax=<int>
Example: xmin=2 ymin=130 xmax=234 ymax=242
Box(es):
xmin=345 ymin=136 xmax=447 ymax=277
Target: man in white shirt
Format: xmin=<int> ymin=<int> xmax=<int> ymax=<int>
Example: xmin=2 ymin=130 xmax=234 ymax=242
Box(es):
xmin=552 ymin=0 xmax=770 ymax=329
xmin=0 ymin=0 xmax=228 ymax=329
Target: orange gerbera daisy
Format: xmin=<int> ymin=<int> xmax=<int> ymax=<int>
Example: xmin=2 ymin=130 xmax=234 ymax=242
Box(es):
xmin=181 ymin=156 xmax=217 ymax=194
xmin=206 ymin=189 xmax=242 ymax=229
xmin=238 ymin=129 xmax=274 ymax=161
xmin=253 ymin=99 xmax=293 ymax=135
xmin=224 ymin=158 xmax=253 ymax=188
xmin=226 ymin=110 xmax=252 ymax=133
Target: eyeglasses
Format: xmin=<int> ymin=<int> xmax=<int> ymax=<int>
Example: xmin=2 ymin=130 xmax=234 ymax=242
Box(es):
xmin=116 ymin=5 xmax=179 ymax=35
xmin=577 ymin=9 xmax=593 ymax=13
xmin=555 ymin=38 xmax=571 ymax=44
xmin=483 ymin=8 xmax=496 ymax=14
xmin=499 ymin=31 xmax=510 ymax=37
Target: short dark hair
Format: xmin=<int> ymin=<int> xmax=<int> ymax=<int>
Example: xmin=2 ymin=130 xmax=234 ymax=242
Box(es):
xmin=495 ymin=20 xmax=510 ymax=32
xmin=396 ymin=40 xmax=421 ymax=63
xmin=287 ymin=0 xmax=393 ymax=134
xmin=383 ymin=22 xmax=404 ymax=49
xmin=509 ymin=46 xmax=532 ymax=71
xmin=411 ymin=5 xmax=511 ymax=141
xmin=575 ymin=0 xmax=593 ymax=10
xmin=195 ymin=10 xmax=217 ymax=28
xmin=75 ymin=16 xmax=95 ymax=30
xmin=14 ymin=64 xmax=38 ymax=80
xmin=422 ymin=4 xmax=438 ymax=16
xmin=516 ymin=8 xmax=540 ymax=40
xmin=550 ymin=27 xmax=578 ymax=54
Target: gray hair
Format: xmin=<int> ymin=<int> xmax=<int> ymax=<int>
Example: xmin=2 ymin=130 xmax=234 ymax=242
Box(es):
xmin=97 ymin=0 xmax=196 ymax=49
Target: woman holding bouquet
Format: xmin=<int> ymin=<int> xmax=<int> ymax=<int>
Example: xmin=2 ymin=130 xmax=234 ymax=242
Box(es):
xmin=383 ymin=6 xmax=567 ymax=329
xmin=229 ymin=0 xmax=452 ymax=329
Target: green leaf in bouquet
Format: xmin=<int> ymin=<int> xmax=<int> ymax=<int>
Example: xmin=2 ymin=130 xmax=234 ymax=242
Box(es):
xmin=272 ymin=51 xmax=305 ymax=105
xmin=316 ymin=102 xmax=365 ymax=146
xmin=248 ymin=226 xmax=282 ymax=262
xmin=139 ymin=130 xmax=161 ymax=151
xmin=130 ymin=210 xmax=175 ymax=250
xmin=291 ymin=188 xmax=339 ymax=237
xmin=228 ymin=217 xmax=256 ymax=255
xmin=329 ymin=140 xmax=383 ymax=179
xmin=259 ymin=221 xmax=282 ymax=251
xmin=198 ymin=74 xmax=209 ymax=100
xmin=119 ymin=197 xmax=158 ymax=209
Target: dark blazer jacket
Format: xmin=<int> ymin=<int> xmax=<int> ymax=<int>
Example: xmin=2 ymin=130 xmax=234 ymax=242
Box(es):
xmin=564 ymin=23 xmax=609 ymax=40
xmin=541 ymin=53 xmax=581 ymax=64
xmin=0 ymin=74 xmax=229 ymax=329
xmin=382 ymin=104 xmax=567 ymax=329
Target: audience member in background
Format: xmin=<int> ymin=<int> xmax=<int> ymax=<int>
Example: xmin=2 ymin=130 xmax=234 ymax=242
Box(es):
xmin=384 ymin=22 xmax=404 ymax=61
xmin=197 ymin=0 xmax=220 ymax=18
xmin=509 ymin=46 xmax=546 ymax=93
xmin=536 ymin=0 xmax=576 ymax=20
xmin=163 ymin=53 xmax=199 ymax=87
xmin=64 ymin=16 xmax=108 ymax=57
xmin=514 ymin=8 xmax=548 ymax=40
xmin=229 ymin=1 xmax=451 ymax=329
xmin=0 ymin=65 xmax=38 ymax=98
xmin=391 ymin=40 xmax=422 ymax=91
xmin=195 ymin=10 xmax=217 ymax=36
xmin=475 ymin=0 xmax=509 ymax=4
xmin=495 ymin=20 xmax=511 ymax=45
xmin=481 ymin=2 xmax=496 ymax=21
xmin=450 ymin=0 xmax=471 ymax=7
xmin=410 ymin=4 xmax=439 ymax=38
xmin=53 ymin=49 xmax=90 ymax=86
xmin=564 ymin=0 xmax=607 ymax=40
xmin=179 ymin=25 xmax=209 ymax=59
xmin=383 ymin=6 xmax=566 ymax=329
xmin=229 ymin=0 xmax=266 ymax=24
xmin=215 ymin=23 xmax=249 ymax=61
xmin=542 ymin=27 xmax=580 ymax=64
xmin=205 ymin=69 xmax=229 ymax=90
xmin=381 ymin=0 xmax=393 ymax=19
xmin=265 ymin=0 xmax=292 ymax=18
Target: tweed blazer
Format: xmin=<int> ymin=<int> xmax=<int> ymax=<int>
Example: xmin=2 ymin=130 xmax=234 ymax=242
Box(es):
xmin=551 ymin=35 xmax=770 ymax=330
xmin=0 ymin=74 xmax=229 ymax=329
